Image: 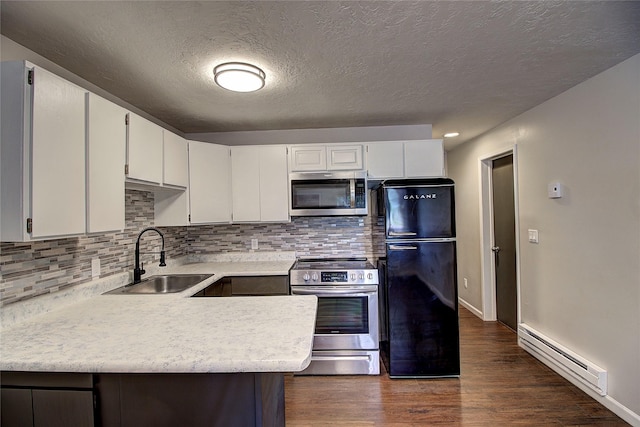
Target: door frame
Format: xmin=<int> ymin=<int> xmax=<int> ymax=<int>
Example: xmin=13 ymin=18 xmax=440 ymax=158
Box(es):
xmin=477 ymin=145 xmax=521 ymax=322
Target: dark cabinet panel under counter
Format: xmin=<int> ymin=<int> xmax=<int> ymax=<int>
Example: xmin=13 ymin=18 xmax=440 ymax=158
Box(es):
xmin=191 ymin=275 xmax=289 ymax=297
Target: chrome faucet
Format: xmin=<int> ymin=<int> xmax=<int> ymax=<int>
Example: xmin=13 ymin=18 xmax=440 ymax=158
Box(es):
xmin=133 ymin=227 xmax=166 ymax=284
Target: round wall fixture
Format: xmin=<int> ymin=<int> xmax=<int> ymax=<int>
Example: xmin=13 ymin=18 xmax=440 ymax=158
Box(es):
xmin=213 ymin=62 xmax=265 ymax=92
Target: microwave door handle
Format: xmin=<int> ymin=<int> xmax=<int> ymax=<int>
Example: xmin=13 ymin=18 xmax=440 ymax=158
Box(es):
xmin=350 ymin=179 xmax=356 ymax=208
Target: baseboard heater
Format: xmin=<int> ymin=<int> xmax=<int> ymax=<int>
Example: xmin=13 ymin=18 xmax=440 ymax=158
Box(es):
xmin=518 ymin=323 xmax=607 ymax=396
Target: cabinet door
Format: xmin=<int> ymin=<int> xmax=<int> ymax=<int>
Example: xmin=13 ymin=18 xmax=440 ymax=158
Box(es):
xmin=32 ymin=389 xmax=94 ymax=427
xmin=327 ymin=145 xmax=363 ymax=170
xmin=366 ymin=142 xmax=404 ymax=179
xmin=404 ymin=139 xmax=445 ymax=177
xmin=31 ymin=66 xmax=87 ymax=239
xmin=1 ymin=388 xmax=34 ymax=427
xmin=189 ymin=141 xmax=231 ymax=224
xmin=231 ymin=146 xmax=261 ymax=222
xmin=86 ymin=93 xmax=126 ymax=233
xmin=231 ymin=145 xmax=289 ymax=223
xmin=126 ymin=113 xmax=163 ymax=184
xmin=289 ymin=145 xmax=326 ymax=171
xmin=259 ymin=145 xmax=289 ymax=222
xmin=163 ymin=131 xmax=189 ymax=188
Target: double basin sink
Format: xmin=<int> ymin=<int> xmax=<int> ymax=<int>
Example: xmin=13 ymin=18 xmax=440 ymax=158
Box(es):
xmin=105 ymin=274 xmax=213 ymax=295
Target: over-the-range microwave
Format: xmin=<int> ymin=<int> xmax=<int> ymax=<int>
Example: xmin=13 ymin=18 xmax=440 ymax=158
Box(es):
xmin=289 ymin=171 xmax=368 ymax=216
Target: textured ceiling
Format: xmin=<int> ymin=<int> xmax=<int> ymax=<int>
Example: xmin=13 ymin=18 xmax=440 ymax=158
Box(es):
xmin=1 ymin=1 xmax=639 ymax=149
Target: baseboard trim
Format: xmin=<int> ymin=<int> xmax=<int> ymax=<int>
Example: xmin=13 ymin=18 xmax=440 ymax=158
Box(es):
xmin=458 ymin=297 xmax=483 ymax=319
xmin=521 ymin=341 xmax=640 ymax=426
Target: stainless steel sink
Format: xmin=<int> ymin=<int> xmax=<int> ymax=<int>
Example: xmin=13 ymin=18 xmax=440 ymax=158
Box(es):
xmin=105 ymin=274 xmax=213 ymax=295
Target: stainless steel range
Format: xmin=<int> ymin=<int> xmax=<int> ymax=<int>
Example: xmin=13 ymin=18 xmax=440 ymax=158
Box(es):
xmin=289 ymin=257 xmax=380 ymax=375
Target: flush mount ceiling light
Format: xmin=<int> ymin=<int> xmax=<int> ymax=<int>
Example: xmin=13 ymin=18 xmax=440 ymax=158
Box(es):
xmin=444 ymin=132 xmax=460 ymax=138
xmin=213 ymin=62 xmax=265 ymax=92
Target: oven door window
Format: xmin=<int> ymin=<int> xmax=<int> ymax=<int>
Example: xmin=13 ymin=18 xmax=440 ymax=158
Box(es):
xmin=315 ymin=296 xmax=369 ymax=334
xmin=291 ymin=180 xmax=351 ymax=209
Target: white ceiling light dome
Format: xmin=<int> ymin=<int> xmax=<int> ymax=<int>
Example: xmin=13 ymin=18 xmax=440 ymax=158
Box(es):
xmin=214 ymin=62 xmax=266 ymax=92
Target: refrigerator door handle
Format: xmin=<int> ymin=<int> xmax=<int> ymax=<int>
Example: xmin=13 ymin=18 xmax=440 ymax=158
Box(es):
xmin=388 ymin=245 xmax=418 ymax=250
xmin=389 ymin=231 xmax=418 ymax=236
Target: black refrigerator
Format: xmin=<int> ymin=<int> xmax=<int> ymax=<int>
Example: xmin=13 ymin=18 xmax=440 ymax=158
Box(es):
xmin=380 ymin=178 xmax=460 ymax=378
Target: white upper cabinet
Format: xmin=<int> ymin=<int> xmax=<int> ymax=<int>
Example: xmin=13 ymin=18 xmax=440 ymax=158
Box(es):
xmin=188 ymin=141 xmax=231 ymax=224
xmin=259 ymin=145 xmax=289 ymax=222
xmin=366 ymin=140 xmax=445 ymax=179
xmin=1 ymin=61 xmax=87 ymax=241
xmin=289 ymin=144 xmax=363 ymax=171
xmin=86 ymin=93 xmax=126 ymax=233
xmin=126 ymin=112 xmax=163 ymax=184
xmin=404 ymin=139 xmax=445 ymax=177
xmin=231 ymin=145 xmax=289 ymax=222
xmin=365 ymin=143 xmax=404 ymax=179
xmin=289 ymin=145 xmax=327 ymax=171
xmin=162 ymin=131 xmax=189 ymax=188
xmin=327 ymin=145 xmax=363 ymax=170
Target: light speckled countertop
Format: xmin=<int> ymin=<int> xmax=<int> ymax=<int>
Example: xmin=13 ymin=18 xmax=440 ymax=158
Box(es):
xmin=0 ymin=252 xmax=318 ymax=374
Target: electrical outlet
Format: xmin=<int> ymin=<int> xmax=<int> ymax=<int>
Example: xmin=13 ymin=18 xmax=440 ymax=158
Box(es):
xmin=464 ymin=278 xmax=468 ymax=289
xmin=251 ymin=238 xmax=259 ymax=250
xmin=91 ymin=258 xmax=101 ymax=278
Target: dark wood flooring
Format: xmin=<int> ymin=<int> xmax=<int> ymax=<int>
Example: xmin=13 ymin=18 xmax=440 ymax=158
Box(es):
xmin=284 ymin=307 xmax=627 ymax=426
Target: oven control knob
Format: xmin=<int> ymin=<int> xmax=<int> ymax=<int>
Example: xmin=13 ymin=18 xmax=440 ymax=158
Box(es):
xmin=358 ymin=273 xmax=364 ymax=280
xmin=350 ymin=273 xmax=356 ymax=281
xmin=367 ymin=272 xmax=374 ymax=280
xmin=303 ymin=273 xmax=310 ymax=282
xmin=311 ymin=273 xmax=319 ymax=282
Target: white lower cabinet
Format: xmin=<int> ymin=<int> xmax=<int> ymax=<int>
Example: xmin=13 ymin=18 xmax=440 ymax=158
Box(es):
xmin=86 ymin=93 xmax=126 ymax=233
xmin=366 ymin=139 xmax=445 ymax=179
xmin=231 ymin=145 xmax=289 ymax=222
xmin=1 ymin=61 xmax=87 ymax=241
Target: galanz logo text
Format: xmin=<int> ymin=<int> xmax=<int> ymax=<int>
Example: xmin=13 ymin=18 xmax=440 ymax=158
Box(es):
xmin=404 ymin=194 xmax=437 ymax=200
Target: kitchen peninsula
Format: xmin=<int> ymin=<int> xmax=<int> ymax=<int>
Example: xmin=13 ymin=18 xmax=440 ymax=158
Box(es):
xmin=0 ymin=254 xmax=317 ymax=427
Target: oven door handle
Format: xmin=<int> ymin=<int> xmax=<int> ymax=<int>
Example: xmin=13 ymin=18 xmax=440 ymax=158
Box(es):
xmin=311 ymin=355 xmax=373 ymax=362
xmin=291 ymin=286 xmax=378 ymax=295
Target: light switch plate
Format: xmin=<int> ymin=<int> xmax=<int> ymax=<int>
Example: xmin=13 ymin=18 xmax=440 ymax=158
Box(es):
xmin=528 ymin=229 xmax=539 ymax=243
xmin=251 ymin=238 xmax=259 ymax=250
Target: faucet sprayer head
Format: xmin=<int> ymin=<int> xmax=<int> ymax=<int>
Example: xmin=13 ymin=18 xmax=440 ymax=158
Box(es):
xmin=159 ymin=250 xmax=166 ymax=267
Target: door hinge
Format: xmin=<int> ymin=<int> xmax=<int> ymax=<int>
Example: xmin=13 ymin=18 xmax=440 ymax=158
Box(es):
xmin=125 ymin=113 xmax=129 ymax=125
xmin=27 ymin=70 xmax=34 ymax=85
xmin=188 ymin=214 xmax=191 ymax=222
xmin=26 ymin=218 xmax=33 ymax=233
xmin=124 ymin=164 xmax=129 ymax=175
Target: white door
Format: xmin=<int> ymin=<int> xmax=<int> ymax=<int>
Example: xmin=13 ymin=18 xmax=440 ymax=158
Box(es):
xmin=327 ymin=145 xmax=363 ymax=170
xmin=404 ymin=140 xmax=444 ymax=178
xmin=189 ymin=141 xmax=231 ymax=224
xmin=86 ymin=93 xmax=126 ymax=233
xmin=231 ymin=146 xmax=261 ymax=222
xmin=289 ymin=145 xmax=327 ymax=171
xmin=127 ymin=113 xmax=163 ymax=184
xmin=366 ymin=142 xmax=404 ymax=179
xmin=31 ymin=67 xmax=86 ymax=238
xmin=163 ymin=131 xmax=189 ymax=188
xmin=259 ymin=145 xmax=289 ymax=222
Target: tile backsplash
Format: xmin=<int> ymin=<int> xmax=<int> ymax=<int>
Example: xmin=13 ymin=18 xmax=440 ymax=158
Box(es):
xmin=0 ymin=189 xmax=385 ymax=306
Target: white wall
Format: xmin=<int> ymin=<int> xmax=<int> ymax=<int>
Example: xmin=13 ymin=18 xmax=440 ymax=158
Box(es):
xmin=0 ymin=35 xmax=182 ymax=135
xmin=187 ymin=124 xmax=432 ymax=146
xmin=447 ymin=54 xmax=640 ymax=422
